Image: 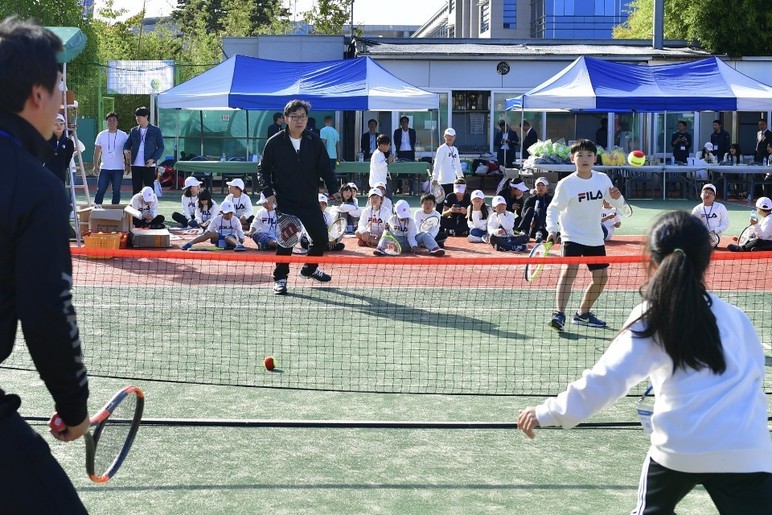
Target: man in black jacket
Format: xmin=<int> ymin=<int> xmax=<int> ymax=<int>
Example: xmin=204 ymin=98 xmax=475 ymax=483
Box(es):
xmin=521 ymin=120 xmax=538 ymax=160
xmin=0 ymin=17 xmax=89 ymax=513
xmin=261 ymin=99 xmax=341 ymax=295
xmin=393 ymin=116 xmax=416 ymax=161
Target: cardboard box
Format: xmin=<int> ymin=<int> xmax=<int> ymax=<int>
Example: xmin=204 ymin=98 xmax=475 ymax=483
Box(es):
xmin=130 ymin=227 xmax=170 ymax=248
xmin=89 ymin=205 xmax=132 ymax=233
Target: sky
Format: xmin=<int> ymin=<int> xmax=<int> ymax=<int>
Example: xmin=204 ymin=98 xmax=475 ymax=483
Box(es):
xmin=96 ymin=0 xmax=447 ymax=26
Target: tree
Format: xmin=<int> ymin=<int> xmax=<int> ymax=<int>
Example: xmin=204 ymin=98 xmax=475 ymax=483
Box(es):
xmin=302 ymin=0 xmax=352 ymax=35
xmin=613 ymin=0 xmax=772 ymax=56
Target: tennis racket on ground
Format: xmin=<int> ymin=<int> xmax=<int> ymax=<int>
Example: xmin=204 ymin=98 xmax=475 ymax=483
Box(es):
xmin=618 ymin=203 xmax=633 ymax=218
xmin=419 ymin=215 xmax=440 ymax=234
xmin=50 ymin=385 xmax=144 ymax=484
xmin=379 ymin=231 xmax=402 ymax=256
xmin=735 ymin=226 xmax=752 ymax=246
xmin=276 ymin=212 xmax=303 ymax=248
xmin=328 ymin=217 xmax=347 ymax=241
xmin=524 ymin=241 xmax=554 ymax=282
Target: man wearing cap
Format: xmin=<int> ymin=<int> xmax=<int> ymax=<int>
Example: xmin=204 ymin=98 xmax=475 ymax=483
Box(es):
xmin=710 ymin=120 xmax=730 ymax=161
xmin=440 ymin=178 xmax=471 ymax=237
xmin=0 ymin=18 xmax=90 ymax=512
xmin=517 ymin=177 xmax=553 ymax=241
xmin=690 ymin=184 xmax=729 ymax=247
xmin=393 ymin=115 xmax=416 ymax=161
xmin=261 ymin=99 xmax=340 ymax=295
xmin=124 ymin=106 xmax=164 ymax=194
xmin=128 ymin=186 xmax=165 ymax=229
xmin=432 ymin=128 xmax=464 ymax=198
xmin=496 ymin=177 xmax=530 ymax=219
xmin=93 ymin=111 xmax=129 ymax=206
xmin=43 ymin=112 xmax=74 ymax=184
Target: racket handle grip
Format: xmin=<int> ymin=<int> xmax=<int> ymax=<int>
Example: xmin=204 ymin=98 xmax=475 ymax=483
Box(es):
xmin=49 ymin=413 xmax=66 ymax=432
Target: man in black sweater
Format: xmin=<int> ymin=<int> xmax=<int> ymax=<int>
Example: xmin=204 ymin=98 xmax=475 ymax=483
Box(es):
xmin=261 ymin=99 xmax=341 ymax=295
xmin=0 ymin=17 xmax=89 ymax=513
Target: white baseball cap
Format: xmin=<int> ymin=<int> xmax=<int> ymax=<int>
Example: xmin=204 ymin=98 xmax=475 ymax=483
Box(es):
xmin=509 ymin=178 xmax=529 ymax=192
xmin=444 ymin=128 xmax=456 ymax=137
xmin=183 ymin=176 xmax=202 ymax=189
xmin=141 ymin=186 xmax=155 ymax=202
xmin=226 ymin=178 xmax=245 ymax=190
xmin=395 ymin=200 xmax=411 ymax=218
xmin=756 ymin=196 xmax=772 ymax=210
xmin=318 ymin=193 xmax=328 ymax=203
xmin=492 ymin=195 xmax=507 ymax=207
xmin=374 ymin=181 xmax=387 ymax=190
xmin=471 ymin=189 xmax=485 ymax=200
xmin=453 ymin=183 xmax=466 ymax=193
xmin=347 ymin=182 xmax=359 ymax=191
xmin=704 ymin=142 xmax=714 ymax=151
xmin=55 ymin=113 xmax=66 ymax=123
xmin=368 ymin=188 xmax=383 ymax=197
xmin=535 ymin=177 xmax=550 ymax=187
xmin=702 ymin=183 xmax=717 ymax=194
xmin=220 ymin=200 xmax=235 ymax=214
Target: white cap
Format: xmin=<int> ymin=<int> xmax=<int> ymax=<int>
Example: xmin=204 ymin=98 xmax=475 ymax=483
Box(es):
xmin=535 ymin=177 xmax=550 ymax=187
xmin=444 ymin=128 xmax=456 ymax=137
xmin=183 ymin=176 xmax=202 ymax=189
xmin=756 ymin=196 xmax=772 ymax=210
xmin=702 ymin=183 xmax=717 ymax=194
xmin=141 ymin=186 xmax=155 ymax=202
xmin=453 ymin=183 xmax=466 ymax=194
xmin=226 ymin=178 xmax=245 ymax=190
xmin=55 ymin=113 xmax=66 ymax=123
xmin=492 ymin=195 xmax=507 ymax=207
xmin=471 ymin=189 xmax=485 ymax=200
xmin=374 ymin=181 xmax=387 ymax=190
xmin=318 ymin=193 xmax=328 ymax=204
xmin=395 ymin=200 xmax=411 ymax=218
xmin=220 ymin=200 xmax=235 ymax=214
xmin=368 ymin=188 xmax=383 ymax=197
xmin=704 ymin=142 xmax=714 ymax=151
xmin=509 ymin=178 xmax=529 ymax=192
xmin=347 ymin=182 xmax=359 ymax=191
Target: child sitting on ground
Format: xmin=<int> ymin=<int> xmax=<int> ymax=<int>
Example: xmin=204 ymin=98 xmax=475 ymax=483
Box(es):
xmin=246 ymin=195 xmax=277 ymax=250
xmin=487 ymin=195 xmax=528 ymax=252
xmin=413 ymin=193 xmax=446 ymax=255
xmin=128 ymin=186 xmax=165 ymax=229
xmin=171 ymin=176 xmax=201 ymax=228
xmin=467 ymin=189 xmax=490 ymax=243
xmin=224 ymin=178 xmax=253 ymax=230
xmin=727 ymin=197 xmax=772 ymax=251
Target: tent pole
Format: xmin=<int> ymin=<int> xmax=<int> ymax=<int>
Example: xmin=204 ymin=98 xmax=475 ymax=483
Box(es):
xmin=519 ymin=106 xmax=524 ymax=166
xmin=662 ymin=111 xmax=667 ymax=200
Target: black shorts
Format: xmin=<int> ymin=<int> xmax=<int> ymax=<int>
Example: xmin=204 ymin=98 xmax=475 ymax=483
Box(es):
xmin=561 ymin=241 xmax=608 ymax=271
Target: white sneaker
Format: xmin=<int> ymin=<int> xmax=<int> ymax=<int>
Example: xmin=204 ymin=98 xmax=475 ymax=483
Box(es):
xmin=273 ymin=279 xmax=287 ymax=295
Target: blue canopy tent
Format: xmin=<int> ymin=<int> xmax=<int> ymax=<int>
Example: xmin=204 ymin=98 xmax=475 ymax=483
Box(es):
xmin=158 ymin=55 xmax=439 ymax=111
xmin=505 ymin=56 xmax=772 ymax=113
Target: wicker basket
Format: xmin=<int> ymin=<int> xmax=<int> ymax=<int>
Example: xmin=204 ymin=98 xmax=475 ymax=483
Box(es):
xmin=83 ymin=232 xmax=124 ymax=258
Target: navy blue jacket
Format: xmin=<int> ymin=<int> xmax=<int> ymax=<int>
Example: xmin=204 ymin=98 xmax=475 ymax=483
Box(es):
xmin=124 ymin=123 xmax=165 ymax=165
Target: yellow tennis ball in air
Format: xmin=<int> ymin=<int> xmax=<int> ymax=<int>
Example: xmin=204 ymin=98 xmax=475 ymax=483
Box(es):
xmin=628 ymin=150 xmax=645 ymax=167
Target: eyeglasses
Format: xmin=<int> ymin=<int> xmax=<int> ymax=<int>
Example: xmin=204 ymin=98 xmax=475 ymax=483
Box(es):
xmin=288 ymin=115 xmax=308 ymax=122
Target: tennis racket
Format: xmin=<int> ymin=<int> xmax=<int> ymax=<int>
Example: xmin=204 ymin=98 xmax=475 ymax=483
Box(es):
xmin=735 ymin=226 xmax=752 ymax=247
xmin=618 ymin=203 xmax=633 ymax=218
xmin=379 ymin=231 xmax=402 ymax=256
xmin=50 ymin=385 xmax=144 ymax=484
xmin=276 ymin=212 xmax=303 ymax=248
xmin=328 ymin=217 xmax=347 ymax=242
xmin=431 ymin=182 xmax=445 ymax=202
xmin=419 ymin=215 xmax=440 ymax=234
xmin=524 ymin=241 xmax=554 ymax=282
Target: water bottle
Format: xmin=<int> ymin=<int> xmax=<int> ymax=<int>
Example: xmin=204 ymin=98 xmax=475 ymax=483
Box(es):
xmin=723 ymin=153 xmax=729 ymax=164
xmin=357 ymin=152 xmax=364 ymax=162
xmin=220 ymin=153 xmax=226 ymax=162
xmin=751 ymin=210 xmax=758 ymax=223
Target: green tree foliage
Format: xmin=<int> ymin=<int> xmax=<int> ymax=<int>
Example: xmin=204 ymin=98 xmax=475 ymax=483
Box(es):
xmin=302 ymin=0 xmax=352 ymax=35
xmin=613 ymin=0 xmax=772 ymax=56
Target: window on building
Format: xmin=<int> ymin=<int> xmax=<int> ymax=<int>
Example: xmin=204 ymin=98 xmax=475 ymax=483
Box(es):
xmin=480 ymin=2 xmax=490 ymax=33
xmin=503 ymin=0 xmax=517 ymax=29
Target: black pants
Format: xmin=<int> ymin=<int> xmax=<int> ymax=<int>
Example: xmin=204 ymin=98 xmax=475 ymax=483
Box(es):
xmin=133 ymin=215 xmax=165 ymax=229
xmin=131 ymin=165 xmax=156 ymax=194
xmin=633 ymin=455 xmax=772 ymax=514
xmin=0 ymin=397 xmax=87 ymax=514
xmin=273 ymin=205 xmax=328 ymax=281
xmin=517 ymin=204 xmax=547 ymax=238
xmin=396 ymin=150 xmax=415 ymax=161
xmin=440 ymin=215 xmax=468 ymax=236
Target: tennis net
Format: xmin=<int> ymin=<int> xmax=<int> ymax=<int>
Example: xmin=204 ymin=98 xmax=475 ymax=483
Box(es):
xmin=4 ymin=249 xmax=771 ymax=397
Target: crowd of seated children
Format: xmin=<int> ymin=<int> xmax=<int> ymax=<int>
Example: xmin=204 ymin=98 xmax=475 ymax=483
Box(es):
xmin=182 ymin=200 xmax=246 ymax=251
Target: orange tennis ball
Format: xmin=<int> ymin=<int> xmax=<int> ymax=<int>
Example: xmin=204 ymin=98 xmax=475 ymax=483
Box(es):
xmin=627 ymin=150 xmax=645 ymax=167
xmin=264 ymin=356 xmax=275 ymax=371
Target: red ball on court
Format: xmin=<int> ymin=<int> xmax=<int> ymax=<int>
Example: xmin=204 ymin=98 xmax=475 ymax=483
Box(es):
xmin=264 ymin=356 xmax=276 ymax=371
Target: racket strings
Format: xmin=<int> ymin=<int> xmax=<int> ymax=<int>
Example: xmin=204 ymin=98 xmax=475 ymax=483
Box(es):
xmin=92 ymin=395 xmax=137 ymax=476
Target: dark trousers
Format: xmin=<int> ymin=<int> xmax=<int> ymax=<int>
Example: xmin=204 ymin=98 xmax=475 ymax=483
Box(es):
xmin=517 ymin=204 xmax=547 ymax=238
xmin=131 ymin=165 xmax=156 ymax=194
xmin=633 ymin=455 xmax=772 ymax=514
xmin=94 ymin=168 xmax=123 ymax=205
xmin=0 ymin=397 xmax=87 ymax=514
xmin=396 ymin=150 xmax=415 ymax=161
xmin=273 ymin=205 xmax=328 ymax=281
xmin=132 ymin=215 xmax=165 ymax=228
xmin=440 ymin=215 xmax=468 ymax=236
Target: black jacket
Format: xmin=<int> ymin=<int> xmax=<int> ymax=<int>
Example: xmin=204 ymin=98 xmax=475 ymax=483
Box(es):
xmin=392 ymin=128 xmax=416 ymax=153
xmin=0 ymin=112 xmax=88 ymax=425
xmin=360 ymin=131 xmax=378 ymax=161
xmin=43 ymin=135 xmax=74 ymax=183
xmin=261 ymin=128 xmax=338 ymax=210
xmin=522 ymin=127 xmax=538 ymax=159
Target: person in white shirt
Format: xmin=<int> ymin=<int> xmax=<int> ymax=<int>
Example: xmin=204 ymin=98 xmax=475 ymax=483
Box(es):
xmin=727 ymin=196 xmax=772 ymax=251
xmin=413 ymin=194 xmax=445 ymax=255
xmin=172 ymin=176 xmax=202 ymax=228
xmin=369 ymin=134 xmax=392 ymax=191
xmin=372 ymin=182 xmax=393 ymax=215
xmin=92 ymin=111 xmax=128 ymax=205
xmin=182 ymin=200 xmax=245 ymax=251
xmin=546 ymin=139 xmax=624 ymax=331
xmin=466 ymin=189 xmax=490 ymax=243
xmin=600 ymin=199 xmax=621 ymax=241
xmin=374 ymin=199 xmax=417 ymax=256
xmin=223 ymin=178 xmax=253 ymax=230
xmin=337 ymin=183 xmax=361 ymax=234
xmin=690 ymin=183 xmax=729 ymax=247
xmin=128 ymin=186 xmax=165 ymax=229
xmin=247 ymin=196 xmax=278 ymax=250
xmin=356 ymin=188 xmax=389 ymax=247
xmin=432 ymin=128 xmax=464 ymax=198
xmin=194 ymin=188 xmax=219 ymax=229
xmin=518 ymin=210 xmax=772 ymax=514
xmin=487 ymin=195 xmax=528 ymax=252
